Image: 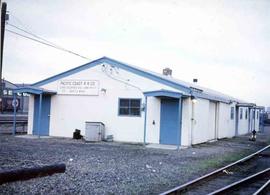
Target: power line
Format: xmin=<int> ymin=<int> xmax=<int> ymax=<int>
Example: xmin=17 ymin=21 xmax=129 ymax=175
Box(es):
xmin=6 ymin=13 xmax=91 ymax=60
xmin=6 ymin=27 xmax=91 ymax=60
xmin=7 ymin=22 xmax=76 ymax=54
xmin=8 ymin=13 xmax=33 ymax=33
xmin=7 ymin=22 xmax=61 ymax=48
xmin=7 ymin=13 xmax=61 ymax=49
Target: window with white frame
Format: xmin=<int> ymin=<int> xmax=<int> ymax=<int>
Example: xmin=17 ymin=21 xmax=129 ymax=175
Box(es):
xmin=245 ymin=109 xmax=248 ymax=120
xmin=3 ymin=89 xmax=7 ymax=95
xmin=240 ymin=108 xmax=243 ymax=119
xmin=118 ymin=98 xmax=141 ymax=116
xmin=230 ymin=107 xmax=234 ymax=119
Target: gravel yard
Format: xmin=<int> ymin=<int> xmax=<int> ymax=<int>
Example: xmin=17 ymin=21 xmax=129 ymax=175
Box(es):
xmin=0 ymin=127 xmax=269 ymax=195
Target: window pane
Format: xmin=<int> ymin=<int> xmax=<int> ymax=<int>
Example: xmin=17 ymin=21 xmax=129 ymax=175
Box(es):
xmin=130 ymin=99 xmax=140 ymax=107
xmin=118 ymin=98 xmax=141 ymax=116
xmin=119 ymin=108 xmax=129 ymax=115
xmin=120 ymin=99 xmax=129 ymax=107
xmin=240 ymin=108 xmax=243 ymax=119
xmin=230 ymin=107 xmax=234 ymax=119
xmin=130 ymin=108 xmax=140 ymax=116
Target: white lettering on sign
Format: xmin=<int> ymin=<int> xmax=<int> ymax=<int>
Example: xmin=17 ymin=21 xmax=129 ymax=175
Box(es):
xmin=58 ymin=80 xmax=99 ymax=95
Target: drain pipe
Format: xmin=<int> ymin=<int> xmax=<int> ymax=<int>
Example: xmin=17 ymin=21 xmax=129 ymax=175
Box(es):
xmin=143 ymin=96 xmax=147 ymax=146
xmin=253 ymin=108 xmax=256 ymax=132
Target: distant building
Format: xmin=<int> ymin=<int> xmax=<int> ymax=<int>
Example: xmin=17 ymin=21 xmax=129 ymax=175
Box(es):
xmin=0 ymin=79 xmax=29 ymax=134
xmin=0 ymin=79 xmax=29 ymax=113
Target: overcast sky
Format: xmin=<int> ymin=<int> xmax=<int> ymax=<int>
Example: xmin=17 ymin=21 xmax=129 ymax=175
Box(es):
xmin=3 ymin=0 xmax=270 ymax=107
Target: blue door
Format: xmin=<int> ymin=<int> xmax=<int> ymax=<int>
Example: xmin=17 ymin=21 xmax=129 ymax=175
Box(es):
xmin=160 ymin=98 xmax=180 ymax=145
xmin=33 ymin=95 xmax=51 ymax=136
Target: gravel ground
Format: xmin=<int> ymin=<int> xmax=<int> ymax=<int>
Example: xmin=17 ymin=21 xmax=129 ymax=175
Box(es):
xmin=0 ymin=127 xmax=269 ymax=195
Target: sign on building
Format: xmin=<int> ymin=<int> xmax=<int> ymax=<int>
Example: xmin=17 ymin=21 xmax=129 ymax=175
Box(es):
xmin=58 ymin=80 xmax=99 ymax=95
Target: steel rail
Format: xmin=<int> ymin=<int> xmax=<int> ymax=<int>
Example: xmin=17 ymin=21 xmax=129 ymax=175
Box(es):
xmin=207 ymin=168 xmax=270 ymax=195
xmin=160 ymin=144 xmax=270 ymax=195
xmin=253 ymin=179 xmax=270 ymax=195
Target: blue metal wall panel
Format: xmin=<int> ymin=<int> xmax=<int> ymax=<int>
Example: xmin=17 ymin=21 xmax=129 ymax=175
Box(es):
xmin=33 ymin=95 xmax=51 ymax=136
xmin=160 ymin=99 xmax=180 ymax=145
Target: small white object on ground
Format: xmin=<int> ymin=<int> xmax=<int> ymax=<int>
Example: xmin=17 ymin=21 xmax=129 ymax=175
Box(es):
xmin=223 ymin=169 xmax=233 ymax=175
xmin=69 ymin=158 xmax=73 ymax=162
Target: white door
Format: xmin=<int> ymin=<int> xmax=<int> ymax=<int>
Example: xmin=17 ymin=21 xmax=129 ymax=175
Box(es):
xmin=208 ymin=102 xmax=217 ymax=140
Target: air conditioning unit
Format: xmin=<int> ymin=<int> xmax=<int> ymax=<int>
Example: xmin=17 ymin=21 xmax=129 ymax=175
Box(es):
xmin=85 ymin=122 xmax=105 ymax=142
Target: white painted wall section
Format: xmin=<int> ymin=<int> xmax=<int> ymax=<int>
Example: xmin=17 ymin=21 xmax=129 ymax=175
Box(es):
xmin=145 ymin=97 xmax=161 ymax=144
xmin=237 ymin=107 xmax=249 ymax=135
xmin=255 ymin=110 xmax=260 ymax=132
xmin=208 ymin=101 xmax=217 ymax=140
xmin=181 ymin=97 xmax=192 ymax=146
xmin=191 ymin=98 xmax=215 ymax=144
xmin=27 ymin=95 xmax=34 ymax=135
xmin=217 ymin=102 xmax=236 ymax=139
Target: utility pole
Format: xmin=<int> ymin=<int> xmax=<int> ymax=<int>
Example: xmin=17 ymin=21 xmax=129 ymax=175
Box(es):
xmin=0 ymin=2 xmax=7 ymax=110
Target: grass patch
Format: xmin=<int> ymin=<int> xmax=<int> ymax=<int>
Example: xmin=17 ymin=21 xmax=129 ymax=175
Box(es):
xmin=197 ymin=150 xmax=251 ymax=171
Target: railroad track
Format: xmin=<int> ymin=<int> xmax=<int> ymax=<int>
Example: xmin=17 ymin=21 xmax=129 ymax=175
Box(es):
xmin=160 ymin=145 xmax=270 ymax=195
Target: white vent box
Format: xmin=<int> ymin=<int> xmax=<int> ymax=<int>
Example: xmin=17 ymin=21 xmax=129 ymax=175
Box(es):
xmin=85 ymin=122 xmax=105 ymax=142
